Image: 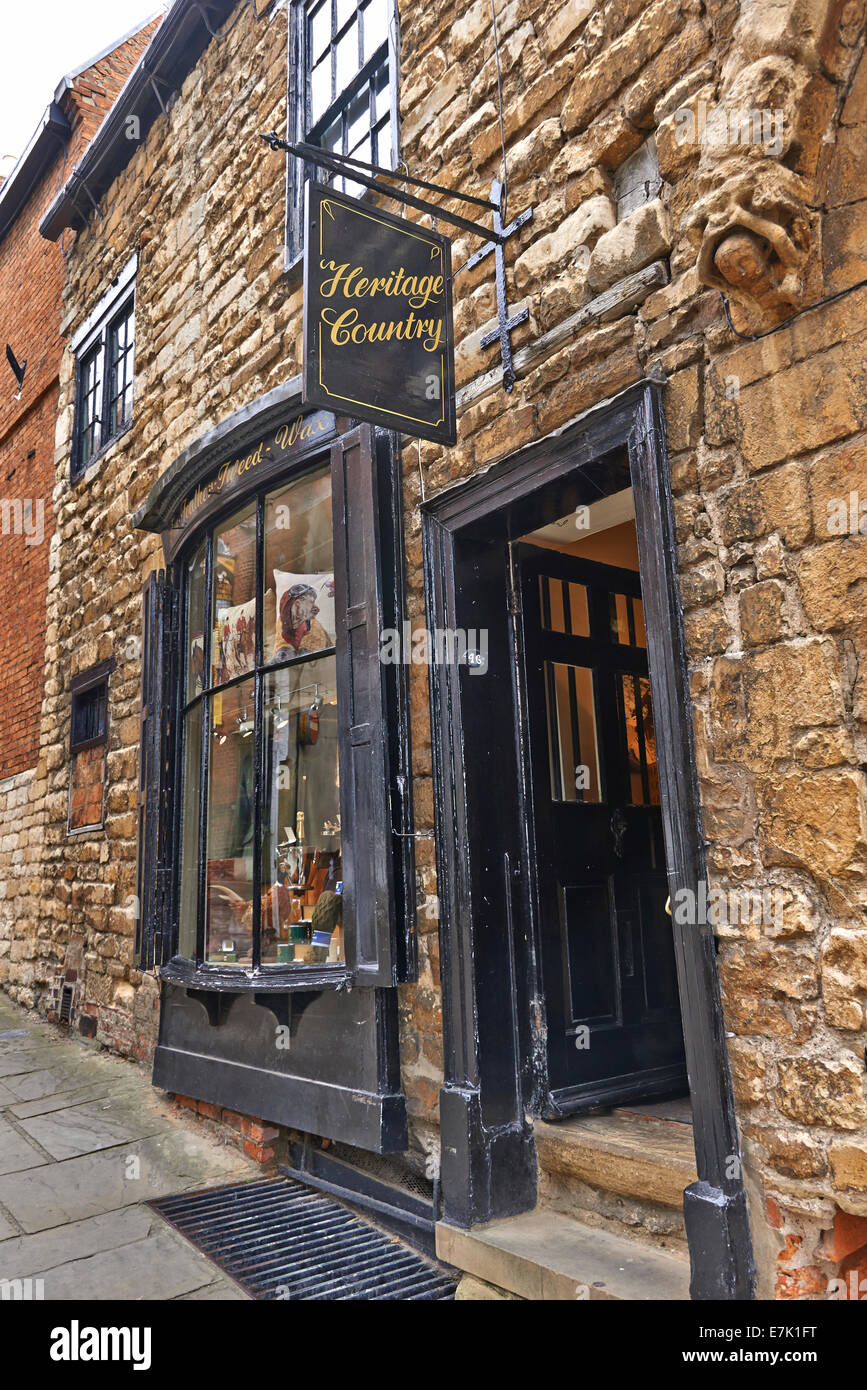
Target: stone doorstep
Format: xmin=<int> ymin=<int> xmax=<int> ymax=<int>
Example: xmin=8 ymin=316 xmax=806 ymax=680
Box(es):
xmin=534 ymin=1111 xmax=699 ymax=1211
xmin=436 ymin=1209 xmax=691 ymax=1301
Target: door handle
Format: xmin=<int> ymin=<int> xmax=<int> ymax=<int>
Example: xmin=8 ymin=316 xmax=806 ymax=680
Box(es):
xmin=610 ymin=809 xmax=627 ymax=858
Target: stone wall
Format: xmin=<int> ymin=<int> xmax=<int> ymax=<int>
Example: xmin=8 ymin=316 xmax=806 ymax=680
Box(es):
xmin=395 ymin=0 xmax=867 ymax=1295
xmin=1 ymin=1 xmax=293 ymax=1054
xmin=2 ymin=0 xmax=865 ymax=1297
xmin=0 ymin=15 xmax=162 ymax=783
xmin=0 ymin=17 xmax=164 ymax=1014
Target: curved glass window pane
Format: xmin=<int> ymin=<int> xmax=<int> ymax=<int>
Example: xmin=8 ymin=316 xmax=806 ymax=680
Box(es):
xmin=212 ymin=504 xmax=257 ymax=687
xmin=179 ymin=451 xmax=342 ymax=973
xmin=186 ymin=543 xmax=206 ymax=701
xmin=265 ymin=466 xmax=334 ymax=662
xmin=178 ymin=703 xmax=202 ymax=959
xmin=206 ymin=678 xmax=256 ymax=965
xmin=261 ymin=657 xmax=343 ymax=965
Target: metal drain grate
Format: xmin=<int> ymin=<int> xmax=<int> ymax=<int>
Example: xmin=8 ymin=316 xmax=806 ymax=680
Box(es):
xmin=149 ymin=1176 xmax=458 ymax=1300
xmin=328 ymin=1140 xmax=434 ymax=1202
xmin=59 ymin=984 xmax=74 ymax=1025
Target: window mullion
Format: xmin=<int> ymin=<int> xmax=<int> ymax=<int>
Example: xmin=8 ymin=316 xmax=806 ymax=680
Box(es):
xmin=252 ymin=684 xmax=264 ymax=970
xmin=196 ymin=533 xmax=214 ymax=966
xmin=330 ymin=0 xmax=337 ymax=109
xmin=251 ymin=494 xmax=265 ymax=971
xmin=98 ymin=336 xmax=109 ymax=450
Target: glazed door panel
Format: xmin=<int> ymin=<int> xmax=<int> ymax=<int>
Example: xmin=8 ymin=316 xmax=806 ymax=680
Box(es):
xmin=517 ymin=544 xmax=686 ymax=1116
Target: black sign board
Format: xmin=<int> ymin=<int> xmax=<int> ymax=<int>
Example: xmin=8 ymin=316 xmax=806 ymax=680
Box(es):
xmin=303 ymin=181 xmax=456 ymax=445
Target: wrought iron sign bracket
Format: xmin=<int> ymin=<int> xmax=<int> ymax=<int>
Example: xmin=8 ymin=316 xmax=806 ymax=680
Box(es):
xmin=261 ymin=133 xmax=534 ymax=394
xmin=465 ymin=179 xmax=533 ymax=393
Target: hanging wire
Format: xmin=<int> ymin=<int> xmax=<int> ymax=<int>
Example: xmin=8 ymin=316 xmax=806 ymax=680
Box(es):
xmin=489 ymin=0 xmax=508 ymax=223
xmin=719 ymin=276 xmax=867 ymax=342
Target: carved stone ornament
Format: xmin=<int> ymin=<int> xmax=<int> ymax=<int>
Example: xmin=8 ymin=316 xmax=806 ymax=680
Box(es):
xmin=689 ymin=165 xmax=818 ymax=312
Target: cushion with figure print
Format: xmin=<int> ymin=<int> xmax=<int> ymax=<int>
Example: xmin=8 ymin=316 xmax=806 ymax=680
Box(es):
xmin=273 ymin=570 xmax=335 ymax=657
xmin=213 ymin=590 xmax=274 ymax=683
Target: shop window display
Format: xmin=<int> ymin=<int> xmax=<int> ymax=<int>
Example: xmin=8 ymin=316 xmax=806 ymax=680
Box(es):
xmin=178 ymin=464 xmax=344 ymax=970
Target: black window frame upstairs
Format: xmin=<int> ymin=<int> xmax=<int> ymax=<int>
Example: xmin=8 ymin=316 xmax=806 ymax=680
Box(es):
xmin=285 ymin=0 xmax=399 ymax=267
xmin=71 ymin=284 xmax=136 ymax=482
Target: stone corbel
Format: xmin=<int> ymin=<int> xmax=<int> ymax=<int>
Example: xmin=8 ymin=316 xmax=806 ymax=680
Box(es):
xmin=687 ymin=0 xmax=843 ymax=319
xmin=690 ymin=164 xmax=818 ymax=313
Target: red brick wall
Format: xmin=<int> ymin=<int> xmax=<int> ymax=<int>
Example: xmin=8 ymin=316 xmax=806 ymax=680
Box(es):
xmin=0 ymin=17 xmax=161 ymax=779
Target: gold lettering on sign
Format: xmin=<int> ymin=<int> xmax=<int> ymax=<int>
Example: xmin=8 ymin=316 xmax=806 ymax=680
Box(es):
xmin=317 ymin=256 xmax=446 ymax=355
xmin=174 ymin=415 xmax=330 ymax=528
xmin=274 ymin=414 xmax=329 ymax=452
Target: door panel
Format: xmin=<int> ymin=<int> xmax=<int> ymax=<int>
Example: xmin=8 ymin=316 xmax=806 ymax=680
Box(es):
xmin=517 ymin=543 xmax=686 ymax=1116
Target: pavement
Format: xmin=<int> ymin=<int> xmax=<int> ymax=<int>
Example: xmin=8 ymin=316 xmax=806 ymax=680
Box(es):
xmin=0 ymin=992 xmax=261 ymax=1300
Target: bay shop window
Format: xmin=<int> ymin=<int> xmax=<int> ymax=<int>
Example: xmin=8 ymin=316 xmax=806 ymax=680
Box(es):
xmin=179 ymin=467 xmax=343 ymax=971
xmin=136 ymin=414 xmax=415 ymax=996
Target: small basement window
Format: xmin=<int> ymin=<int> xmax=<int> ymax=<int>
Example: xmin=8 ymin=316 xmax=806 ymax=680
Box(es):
xmin=68 ymin=661 xmax=113 ymax=833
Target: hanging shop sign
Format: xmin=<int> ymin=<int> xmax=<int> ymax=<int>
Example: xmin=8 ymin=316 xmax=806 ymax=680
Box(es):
xmin=303 ymin=181 xmax=456 ymax=445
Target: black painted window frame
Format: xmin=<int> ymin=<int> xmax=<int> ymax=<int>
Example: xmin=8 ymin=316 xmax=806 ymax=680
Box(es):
xmin=139 ymin=423 xmax=416 ymax=993
xmin=67 ymin=659 xmax=114 ymax=836
xmin=71 ymin=287 xmax=136 ymax=481
xmin=105 ymin=300 xmax=136 ymax=441
xmin=177 ymin=459 xmax=341 ymax=981
xmin=285 ymin=0 xmax=399 ymax=268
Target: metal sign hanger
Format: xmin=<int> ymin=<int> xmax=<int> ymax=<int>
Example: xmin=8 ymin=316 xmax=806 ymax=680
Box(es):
xmin=261 ymin=132 xmax=533 ymax=394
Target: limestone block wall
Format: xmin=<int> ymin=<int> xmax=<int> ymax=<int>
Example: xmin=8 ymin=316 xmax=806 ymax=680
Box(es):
xmin=396 ymin=0 xmax=867 ymax=1295
xmin=2 ymin=2 xmax=294 ymax=1058
xmin=0 ymin=0 xmax=864 ymax=1297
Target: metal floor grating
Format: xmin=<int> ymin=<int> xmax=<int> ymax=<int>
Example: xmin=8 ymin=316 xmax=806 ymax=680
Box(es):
xmin=149 ymin=1176 xmax=458 ymax=1300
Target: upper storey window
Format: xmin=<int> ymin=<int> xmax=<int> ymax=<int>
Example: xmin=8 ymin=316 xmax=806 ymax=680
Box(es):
xmin=70 ymin=256 xmax=137 ymax=481
xmin=287 ymin=0 xmax=396 ymax=260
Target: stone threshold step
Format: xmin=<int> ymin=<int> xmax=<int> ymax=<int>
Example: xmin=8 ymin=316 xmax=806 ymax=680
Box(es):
xmin=535 ymin=1111 xmax=698 ymax=1210
xmin=436 ymin=1208 xmax=691 ymax=1301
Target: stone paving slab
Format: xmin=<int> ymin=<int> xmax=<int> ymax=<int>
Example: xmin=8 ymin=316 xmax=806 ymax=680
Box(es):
xmin=0 ymin=1115 xmax=49 ymax=1176
xmin=0 ymin=1129 xmax=256 ymax=1234
xmin=0 ymin=1206 xmax=157 ymax=1279
xmin=3 ymin=1064 xmax=113 ymax=1103
xmin=17 ymin=1097 xmax=164 ymax=1161
xmin=0 ymin=1049 xmax=72 ymax=1079
xmin=32 ymin=1228 xmax=233 ymax=1302
xmin=9 ymin=1076 xmax=142 ymax=1120
xmin=0 ymin=994 xmax=261 ymax=1299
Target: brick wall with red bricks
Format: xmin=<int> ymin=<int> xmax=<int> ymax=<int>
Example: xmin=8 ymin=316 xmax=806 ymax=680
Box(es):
xmin=171 ymin=1094 xmax=283 ymax=1165
xmin=0 ymin=16 xmax=160 ymax=780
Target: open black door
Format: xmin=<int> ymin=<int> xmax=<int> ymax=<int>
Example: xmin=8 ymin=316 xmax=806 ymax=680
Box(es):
xmin=517 ymin=543 xmax=687 ymax=1116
